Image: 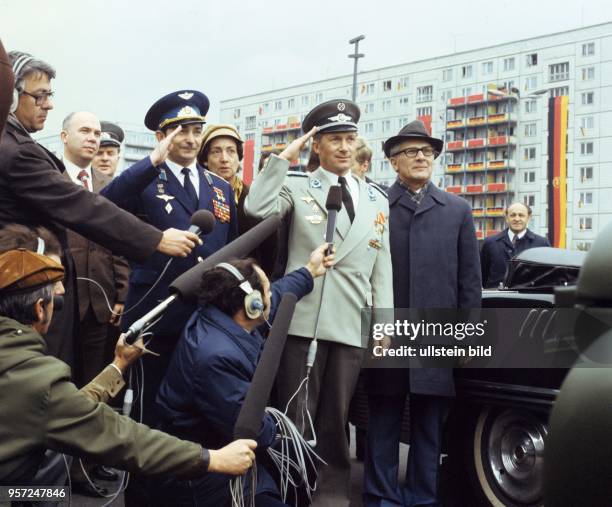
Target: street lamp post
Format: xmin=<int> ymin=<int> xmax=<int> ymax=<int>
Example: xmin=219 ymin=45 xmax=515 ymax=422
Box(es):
xmin=348 ymin=35 xmax=365 ymax=102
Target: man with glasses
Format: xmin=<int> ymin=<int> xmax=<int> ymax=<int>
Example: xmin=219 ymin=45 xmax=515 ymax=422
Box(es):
xmin=0 ymin=52 xmax=199 ymax=371
xmin=364 ymin=120 xmax=481 ymax=507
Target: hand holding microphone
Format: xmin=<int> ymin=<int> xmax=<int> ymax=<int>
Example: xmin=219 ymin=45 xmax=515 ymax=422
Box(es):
xmin=156 ymin=209 xmax=215 ymax=257
xmin=306 ymin=243 xmax=336 ymax=278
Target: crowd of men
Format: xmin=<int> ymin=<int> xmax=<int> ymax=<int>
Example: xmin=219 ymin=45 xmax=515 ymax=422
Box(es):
xmin=0 ymin=42 xmax=551 ymax=507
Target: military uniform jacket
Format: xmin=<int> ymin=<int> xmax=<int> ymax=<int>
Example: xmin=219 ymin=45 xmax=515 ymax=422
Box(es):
xmin=65 ymin=168 xmax=129 ymax=323
xmin=101 ymin=156 xmax=238 ymax=335
xmin=245 ymin=155 xmax=393 ymax=348
xmin=0 ymin=317 xmax=207 ymax=485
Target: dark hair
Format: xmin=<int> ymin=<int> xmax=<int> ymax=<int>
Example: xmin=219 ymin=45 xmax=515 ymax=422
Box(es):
xmin=197 ymin=136 xmax=244 ymax=167
xmin=0 ymin=224 xmax=62 ymax=256
xmin=258 ymin=149 xmax=281 ymax=172
xmin=306 ymin=150 xmax=320 ymax=172
xmin=197 ymin=258 xmax=263 ymax=317
xmin=0 ymin=284 xmax=53 ymax=324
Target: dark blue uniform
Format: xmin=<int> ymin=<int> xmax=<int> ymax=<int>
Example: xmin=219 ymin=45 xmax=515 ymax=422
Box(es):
xmin=155 ymin=268 xmax=314 ymax=507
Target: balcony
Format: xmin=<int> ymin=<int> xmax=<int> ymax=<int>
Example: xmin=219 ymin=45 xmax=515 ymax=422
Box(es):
xmin=261 ymin=144 xmax=273 ymax=152
xmin=447 ymin=91 xmax=519 ymax=109
xmin=275 ymin=143 xmax=287 ymax=150
xmin=446 ymin=163 xmax=464 ymax=173
xmin=288 ymin=121 xmax=301 ymax=130
xmin=488 ymin=159 xmax=516 ymax=170
xmin=446 ymin=119 xmax=465 ymax=129
xmin=466 ymin=138 xmax=486 ymax=149
xmin=446 ymin=185 xmax=463 ymax=194
xmin=488 ymin=135 xmax=516 ymax=146
xmin=467 ymin=116 xmax=486 ymax=127
xmin=472 ymin=208 xmax=485 ymax=217
xmin=465 ymin=184 xmax=484 ymax=194
xmin=447 ymin=140 xmax=465 ymax=151
xmin=488 ymin=113 xmax=516 ymax=124
xmin=486 ymin=183 xmax=508 ymax=193
xmin=486 ymin=229 xmax=503 ymax=237
xmin=485 ymin=207 xmax=505 ymax=217
xmin=475 ymin=230 xmax=484 ymax=240
xmin=467 ymin=161 xmax=485 ymax=171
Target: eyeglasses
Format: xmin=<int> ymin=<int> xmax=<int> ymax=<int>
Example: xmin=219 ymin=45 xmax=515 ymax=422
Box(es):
xmin=21 ymin=90 xmax=54 ymax=106
xmin=393 ymin=147 xmax=438 ymax=158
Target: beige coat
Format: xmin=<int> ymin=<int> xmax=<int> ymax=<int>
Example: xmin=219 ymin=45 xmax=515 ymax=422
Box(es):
xmin=245 ymin=155 xmax=393 ymax=348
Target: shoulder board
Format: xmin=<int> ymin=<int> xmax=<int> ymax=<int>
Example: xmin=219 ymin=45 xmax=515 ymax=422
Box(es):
xmin=287 ymin=171 xmax=308 ymax=178
xmin=205 ymin=169 xmax=228 ymax=187
xmin=368 ymin=182 xmax=388 ymax=198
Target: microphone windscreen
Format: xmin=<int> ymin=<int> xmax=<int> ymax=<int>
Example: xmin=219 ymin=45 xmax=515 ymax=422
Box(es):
xmin=190 ymin=209 xmax=216 ymax=235
xmin=234 ymin=293 xmax=297 ymax=440
xmin=325 ymin=185 xmax=342 ymax=211
xmin=169 ymin=214 xmax=282 ymax=301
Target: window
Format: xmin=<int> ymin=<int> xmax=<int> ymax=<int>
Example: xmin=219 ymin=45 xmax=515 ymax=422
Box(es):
xmin=549 ymin=62 xmax=569 ymax=82
xmin=288 ymin=98 xmax=295 ymax=109
xmin=365 ymin=102 xmax=374 ymax=114
xmin=245 ymin=115 xmax=256 ymax=130
xmin=461 ymin=65 xmax=473 ymax=78
xmin=523 ymin=194 xmax=536 ymax=207
xmin=399 ymin=96 xmax=409 ymax=108
xmin=523 ymin=147 xmax=536 ymax=161
xmin=550 ymin=86 xmax=569 ymax=97
xmin=233 ymin=108 xmax=240 ymax=118
xmin=363 ymin=83 xmax=375 ymax=95
xmin=416 ymin=106 xmax=432 ymax=117
xmin=580 ymin=142 xmax=594 ymax=155
xmin=245 ymin=133 xmax=255 ymax=141
xmin=315 ymin=92 xmax=323 ymax=103
xmin=382 ymin=99 xmax=392 ymax=112
xmin=580 ymin=166 xmax=593 ymax=181
xmin=581 ymin=67 xmax=595 ymax=81
xmin=523 ymin=171 xmax=536 ymax=183
xmin=579 ymin=192 xmax=593 ymax=206
xmin=526 ymin=53 xmax=538 ymax=66
xmin=582 ymin=42 xmax=595 ymax=56
xmin=524 ymin=123 xmax=537 ymax=137
xmin=524 ymin=76 xmax=538 ymax=91
xmin=398 ymin=76 xmax=410 ymax=90
xmin=301 ymin=95 xmax=310 ymax=106
xmin=274 ymin=100 xmax=282 ymax=111
xmin=442 ymin=68 xmax=453 ymax=81
xmin=502 ymin=81 xmax=514 ymax=92
xmin=576 ymin=241 xmax=592 ymax=251
xmin=416 ymin=85 xmax=433 ymax=103
xmin=525 ymin=100 xmax=538 ymax=113
xmin=580 ymin=116 xmax=594 ymax=130
xmin=382 ymin=80 xmax=392 ymax=92
xmin=399 ymin=117 xmax=409 ymax=128
xmin=462 ymin=87 xmax=472 ymax=97
xmin=364 ymin=122 xmax=374 ymax=134
xmin=579 ymin=217 xmax=593 ymax=230
xmin=482 ymin=61 xmax=493 ymax=75
xmin=503 ymin=57 xmax=515 ymax=71
xmin=581 ymin=91 xmax=594 ymax=105
xmin=441 ymin=90 xmax=452 ymax=102
xmin=273 ymin=118 xmax=281 ymax=126
xmin=382 ymin=119 xmax=391 ymax=133
xmin=262 ymin=103 xmax=269 ymax=113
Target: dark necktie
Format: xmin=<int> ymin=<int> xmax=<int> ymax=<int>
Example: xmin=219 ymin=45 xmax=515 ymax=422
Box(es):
xmin=181 ymin=168 xmax=198 ymax=209
xmin=338 ymin=176 xmax=355 ymax=223
xmin=512 ymin=234 xmax=518 ymax=249
xmin=77 ymin=169 xmax=90 ymax=191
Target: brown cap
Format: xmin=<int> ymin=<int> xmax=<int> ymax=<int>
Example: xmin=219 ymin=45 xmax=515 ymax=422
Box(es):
xmin=201 ymin=124 xmax=243 ymax=151
xmin=0 ymin=249 xmax=64 ymax=295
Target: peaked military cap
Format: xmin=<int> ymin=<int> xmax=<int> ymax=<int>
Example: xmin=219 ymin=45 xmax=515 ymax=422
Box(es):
xmin=99 ymin=121 xmax=124 ymax=147
xmin=382 ymin=120 xmax=444 ymax=158
xmin=302 ymin=99 xmax=360 ymax=134
xmin=144 ymin=90 xmax=210 ymax=131
xmin=0 ymin=249 xmax=64 ymax=295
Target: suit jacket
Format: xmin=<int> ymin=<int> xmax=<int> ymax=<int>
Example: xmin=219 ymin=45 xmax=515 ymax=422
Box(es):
xmin=368 ymin=182 xmax=482 ymax=397
xmin=0 ymin=316 xmax=207 ymax=486
xmin=0 ymin=40 xmax=12 ymax=139
xmin=65 ymin=168 xmax=130 ymax=323
xmin=480 ymin=228 xmax=551 ymax=288
xmin=101 ymin=156 xmax=238 ymax=335
xmin=245 ymin=155 xmax=394 ymax=348
xmin=0 ymin=117 xmax=162 ymax=365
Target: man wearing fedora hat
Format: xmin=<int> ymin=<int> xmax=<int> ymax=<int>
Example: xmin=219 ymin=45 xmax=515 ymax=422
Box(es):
xmin=364 ymin=120 xmax=481 ymax=507
xmin=92 ymin=121 xmax=124 ymax=178
xmin=245 ymin=99 xmax=393 ymax=507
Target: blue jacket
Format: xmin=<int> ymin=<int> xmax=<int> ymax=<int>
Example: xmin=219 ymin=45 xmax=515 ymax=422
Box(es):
xmin=480 ymin=228 xmax=551 ymax=288
xmin=101 ymin=156 xmax=237 ymax=335
xmin=156 ymin=268 xmax=314 ymax=497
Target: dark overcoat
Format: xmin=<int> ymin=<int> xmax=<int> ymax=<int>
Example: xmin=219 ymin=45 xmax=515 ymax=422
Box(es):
xmin=480 ymin=228 xmax=551 ymax=288
xmin=368 ymin=182 xmax=482 ymax=397
xmin=0 ymin=117 xmax=161 ymax=365
xmin=101 ymin=156 xmax=238 ymax=336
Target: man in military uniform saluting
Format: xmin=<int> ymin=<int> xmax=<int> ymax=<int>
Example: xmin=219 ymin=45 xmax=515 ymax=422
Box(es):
xmin=245 ymin=99 xmax=393 ymax=507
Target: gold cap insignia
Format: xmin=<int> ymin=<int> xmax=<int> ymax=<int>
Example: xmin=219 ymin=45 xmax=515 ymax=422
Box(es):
xmin=178 ymin=92 xmax=194 ymax=100
xmin=178 ymin=106 xmax=194 ymax=117
xmin=328 ymin=113 xmax=352 ymax=123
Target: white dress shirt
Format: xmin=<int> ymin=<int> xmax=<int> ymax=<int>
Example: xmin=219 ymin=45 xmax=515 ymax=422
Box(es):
xmin=64 ymin=158 xmax=93 ymax=190
xmin=166 ymin=159 xmax=200 ymax=198
xmin=318 ymin=168 xmax=360 ymax=208
xmin=508 ymin=229 xmax=527 ymax=243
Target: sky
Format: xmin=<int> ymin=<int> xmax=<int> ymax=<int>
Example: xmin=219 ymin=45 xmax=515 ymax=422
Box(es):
xmin=2 ymin=0 xmax=611 ymax=134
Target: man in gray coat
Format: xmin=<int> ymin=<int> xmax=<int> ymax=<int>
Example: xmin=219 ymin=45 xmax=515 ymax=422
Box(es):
xmin=364 ymin=121 xmax=481 ymax=507
xmin=245 ymin=99 xmax=393 ymax=507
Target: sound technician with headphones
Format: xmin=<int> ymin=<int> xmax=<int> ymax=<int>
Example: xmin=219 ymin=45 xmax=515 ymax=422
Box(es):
xmin=0 ymin=51 xmax=200 ymax=370
xmin=155 ymin=243 xmax=334 ymax=507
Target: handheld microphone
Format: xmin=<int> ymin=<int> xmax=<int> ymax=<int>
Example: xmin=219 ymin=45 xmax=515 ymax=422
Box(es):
xmin=188 ymin=209 xmax=216 ymax=237
xmin=170 ymin=214 xmax=282 ymax=303
xmin=234 ymin=293 xmax=297 ymax=440
xmin=325 ymin=186 xmax=343 ymax=255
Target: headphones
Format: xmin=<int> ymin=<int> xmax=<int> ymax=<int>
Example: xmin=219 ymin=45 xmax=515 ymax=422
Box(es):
xmin=216 ymin=262 xmax=265 ymax=319
xmin=10 ymin=55 xmax=35 ymax=114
